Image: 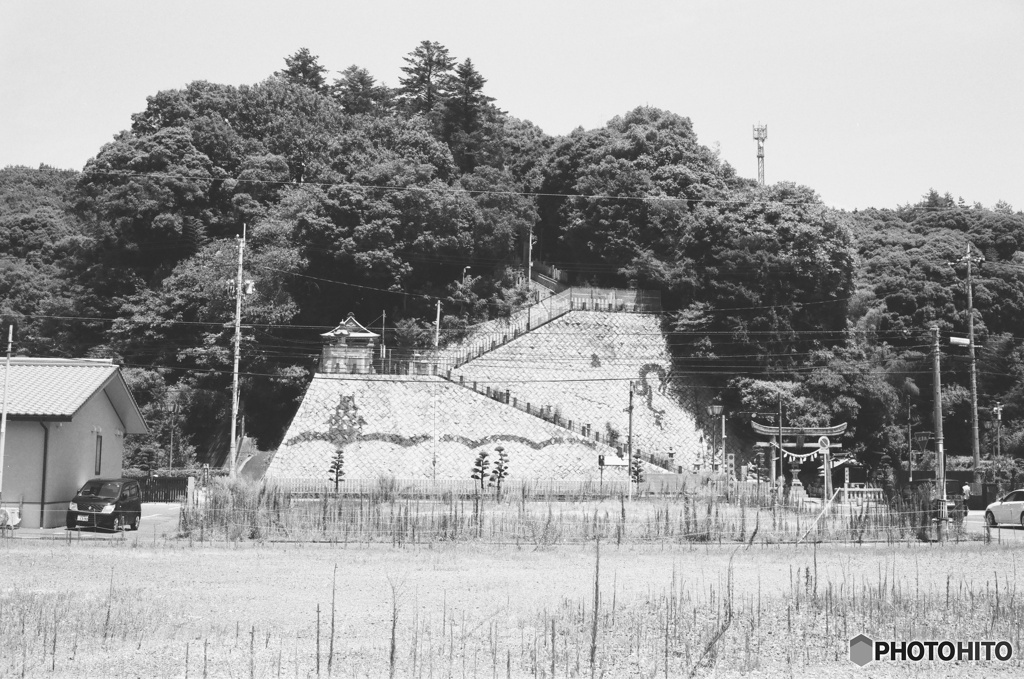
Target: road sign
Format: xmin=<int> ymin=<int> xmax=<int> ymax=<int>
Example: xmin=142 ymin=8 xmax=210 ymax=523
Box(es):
xmin=818 ymin=436 xmax=830 ymax=449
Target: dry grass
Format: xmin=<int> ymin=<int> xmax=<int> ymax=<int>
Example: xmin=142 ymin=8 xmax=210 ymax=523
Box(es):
xmin=1 ymin=537 xmax=1021 ymax=677
xmin=179 ymin=478 xmax=973 ymax=547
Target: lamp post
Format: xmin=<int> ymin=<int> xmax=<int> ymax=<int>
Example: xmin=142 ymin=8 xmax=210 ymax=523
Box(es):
xmin=707 ymin=402 xmax=724 ymax=472
xmin=462 ymin=266 xmax=471 ymax=286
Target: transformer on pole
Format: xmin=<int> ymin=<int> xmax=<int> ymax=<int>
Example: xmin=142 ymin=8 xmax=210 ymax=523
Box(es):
xmin=753 ymin=124 xmax=767 ymax=185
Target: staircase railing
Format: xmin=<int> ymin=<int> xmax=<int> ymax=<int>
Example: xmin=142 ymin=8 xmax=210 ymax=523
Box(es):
xmin=437 ymin=372 xmax=678 ymax=472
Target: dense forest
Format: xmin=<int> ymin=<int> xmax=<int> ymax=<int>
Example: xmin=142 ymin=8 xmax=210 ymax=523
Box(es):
xmin=2 ymin=43 xmax=1023 ymax=483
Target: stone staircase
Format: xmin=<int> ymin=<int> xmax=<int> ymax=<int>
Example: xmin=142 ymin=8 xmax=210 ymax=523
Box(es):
xmin=427 ymin=292 xmax=683 ymax=474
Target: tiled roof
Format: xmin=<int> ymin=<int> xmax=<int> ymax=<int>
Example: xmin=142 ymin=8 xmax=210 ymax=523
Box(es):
xmin=0 ymin=358 xmax=147 ymax=432
xmin=321 ymin=313 xmax=379 ymax=339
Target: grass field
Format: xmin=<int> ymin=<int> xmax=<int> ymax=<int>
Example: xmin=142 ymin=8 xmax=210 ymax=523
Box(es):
xmin=180 ymin=478 xmax=971 ymax=546
xmin=2 ymin=536 xmax=1022 ymax=678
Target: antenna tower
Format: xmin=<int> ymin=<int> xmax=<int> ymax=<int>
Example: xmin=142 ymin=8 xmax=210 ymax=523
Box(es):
xmin=753 ymin=124 xmax=767 ymax=185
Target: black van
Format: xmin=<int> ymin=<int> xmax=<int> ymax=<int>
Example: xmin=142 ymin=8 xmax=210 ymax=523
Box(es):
xmin=66 ymin=478 xmax=142 ymax=532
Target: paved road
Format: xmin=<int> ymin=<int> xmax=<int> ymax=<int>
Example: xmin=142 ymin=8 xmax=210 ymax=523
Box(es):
xmin=964 ymin=509 xmax=1024 ymax=542
xmin=6 ymin=502 xmax=181 ymax=541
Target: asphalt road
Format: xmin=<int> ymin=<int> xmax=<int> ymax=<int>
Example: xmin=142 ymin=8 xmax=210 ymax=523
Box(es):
xmin=7 ymin=502 xmax=182 ymax=541
xmin=964 ymin=509 xmax=1024 ymax=542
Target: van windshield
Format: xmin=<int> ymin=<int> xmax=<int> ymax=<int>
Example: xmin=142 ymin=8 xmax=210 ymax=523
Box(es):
xmin=78 ymin=481 xmax=122 ymax=499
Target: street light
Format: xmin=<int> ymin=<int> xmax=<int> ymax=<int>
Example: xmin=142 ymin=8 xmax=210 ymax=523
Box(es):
xmin=706 ymin=402 xmax=725 ymax=472
xmin=462 ymin=266 xmax=471 ymax=285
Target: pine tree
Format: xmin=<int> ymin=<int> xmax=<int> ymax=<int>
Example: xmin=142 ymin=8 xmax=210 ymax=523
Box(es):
xmin=470 ymin=451 xmax=490 ymax=493
xmin=488 ymin=446 xmax=509 ymax=496
xmin=328 ymin=449 xmax=345 ymax=491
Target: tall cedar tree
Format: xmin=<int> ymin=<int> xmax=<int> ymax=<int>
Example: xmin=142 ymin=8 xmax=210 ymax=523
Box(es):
xmin=442 ymin=58 xmax=495 ymax=171
xmin=277 ymin=48 xmax=329 ymax=94
xmin=332 ymin=65 xmax=392 ymax=115
xmin=398 ymin=41 xmax=456 ymax=115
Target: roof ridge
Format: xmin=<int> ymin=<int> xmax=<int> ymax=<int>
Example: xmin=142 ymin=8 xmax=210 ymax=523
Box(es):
xmin=8 ymin=357 xmax=115 ymax=366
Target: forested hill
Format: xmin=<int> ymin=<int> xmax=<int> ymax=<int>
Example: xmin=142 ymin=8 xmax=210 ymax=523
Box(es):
xmin=1 ymin=43 xmax=1023 ymax=480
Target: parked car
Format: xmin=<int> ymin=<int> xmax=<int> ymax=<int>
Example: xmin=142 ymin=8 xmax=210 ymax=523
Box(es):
xmin=66 ymin=478 xmax=142 ymax=532
xmin=984 ymin=489 xmax=1024 ymax=527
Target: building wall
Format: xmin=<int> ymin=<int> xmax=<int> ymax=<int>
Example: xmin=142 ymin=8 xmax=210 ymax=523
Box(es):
xmin=321 ymin=343 xmax=374 ymax=374
xmin=0 ymin=421 xmax=46 ymax=526
xmin=43 ymin=393 xmax=126 ymax=528
xmin=0 ymin=392 xmax=126 ymax=529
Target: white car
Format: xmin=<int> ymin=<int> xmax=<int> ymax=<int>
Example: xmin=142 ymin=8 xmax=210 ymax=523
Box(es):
xmin=984 ymin=490 xmax=1024 ymax=527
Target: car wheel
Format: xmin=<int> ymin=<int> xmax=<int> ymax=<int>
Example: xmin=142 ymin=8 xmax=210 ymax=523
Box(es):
xmin=111 ymin=515 xmax=123 ymax=532
xmin=986 ymin=511 xmax=997 ymax=527
xmin=131 ymin=514 xmax=141 ymax=531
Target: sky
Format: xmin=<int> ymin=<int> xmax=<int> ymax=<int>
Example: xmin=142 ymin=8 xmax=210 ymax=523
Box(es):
xmin=2 ymin=0 xmax=1022 ymax=211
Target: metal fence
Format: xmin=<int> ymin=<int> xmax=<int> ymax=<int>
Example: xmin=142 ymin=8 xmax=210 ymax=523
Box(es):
xmin=138 ymin=476 xmax=189 ymax=503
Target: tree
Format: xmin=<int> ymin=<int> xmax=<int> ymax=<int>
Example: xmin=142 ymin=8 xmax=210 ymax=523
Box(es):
xmin=670 ymin=183 xmax=855 ymax=371
xmin=630 ymin=456 xmax=645 ymax=485
xmin=398 ymin=41 xmax=456 ymax=115
xmin=328 ymin=449 xmax=345 ymax=490
xmin=538 ymin=107 xmax=739 ymax=291
xmin=470 ymin=451 xmax=490 ymax=493
xmin=277 ymin=48 xmax=329 ymax=94
xmin=332 ymin=65 xmax=393 ymax=115
xmin=441 ymin=59 xmax=496 ymax=171
xmin=77 ymin=126 xmax=218 ymax=287
xmin=488 ymin=446 xmax=509 ymax=496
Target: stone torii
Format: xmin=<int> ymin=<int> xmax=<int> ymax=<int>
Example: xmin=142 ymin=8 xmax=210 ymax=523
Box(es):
xmin=751 ymin=421 xmax=847 ymax=501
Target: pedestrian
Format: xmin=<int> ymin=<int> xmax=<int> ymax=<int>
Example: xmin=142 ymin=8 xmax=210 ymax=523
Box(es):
xmin=961 ymin=481 xmax=971 ymax=509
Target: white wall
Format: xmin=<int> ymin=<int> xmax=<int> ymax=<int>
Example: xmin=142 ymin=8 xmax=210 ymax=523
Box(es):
xmin=0 ymin=391 xmax=126 ymax=529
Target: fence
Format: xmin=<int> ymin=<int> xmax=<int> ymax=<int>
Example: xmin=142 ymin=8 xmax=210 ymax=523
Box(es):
xmin=386 ymin=287 xmax=663 ymax=378
xmin=265 ymin=477 xmax=634 ymax=499
xmin=138 ymin=476 xmax=190 ymax=502
xmin=838 ymin=487 xmax=885 ymax=506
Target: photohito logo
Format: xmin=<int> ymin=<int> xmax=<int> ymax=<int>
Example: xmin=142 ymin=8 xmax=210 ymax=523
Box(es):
xmin=850 ymin=634 xmax=1013 ymax=666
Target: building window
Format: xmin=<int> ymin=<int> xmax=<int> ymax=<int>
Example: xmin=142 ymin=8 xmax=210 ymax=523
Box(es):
xmin=94 ymin=435 xmax=103 ymax=475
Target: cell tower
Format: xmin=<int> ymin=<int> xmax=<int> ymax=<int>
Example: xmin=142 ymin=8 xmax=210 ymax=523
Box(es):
xmin=753 ymin=124 xmax=767 ymax=185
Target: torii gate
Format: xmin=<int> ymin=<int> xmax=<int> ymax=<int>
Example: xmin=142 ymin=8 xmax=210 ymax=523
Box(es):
xmin=751 ymin=421 xmax=847 ymax=501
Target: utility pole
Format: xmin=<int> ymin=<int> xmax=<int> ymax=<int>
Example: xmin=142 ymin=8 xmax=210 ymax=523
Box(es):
xmin=433 ymin=300 xmax=441 ymax=348
xmin=526 ymin=223 xmax=533 ymax=288
xmin=753 ymin=124 xmax=767 ymax=185
xmin=994 ymin=402 xmax=1003 ymax=460
xmin=228 ymin=226 xmax=245 ymax=480
xmin=0 ymin=326 xmax=12 ymax=505
xmin=953 ymin=243 xmax=984 ymax=482
xmin=932 ymin=326 xmax=947 ymax=541
xmin=627 ymin=381 xmax=634 ymax=502
xmin=906 ymin=398 xmax=913 ymax=483
xmin=168 ymin=401 xmax=178 ymax=470
xmin=777 ymin=392 xmax=783 ymax=484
